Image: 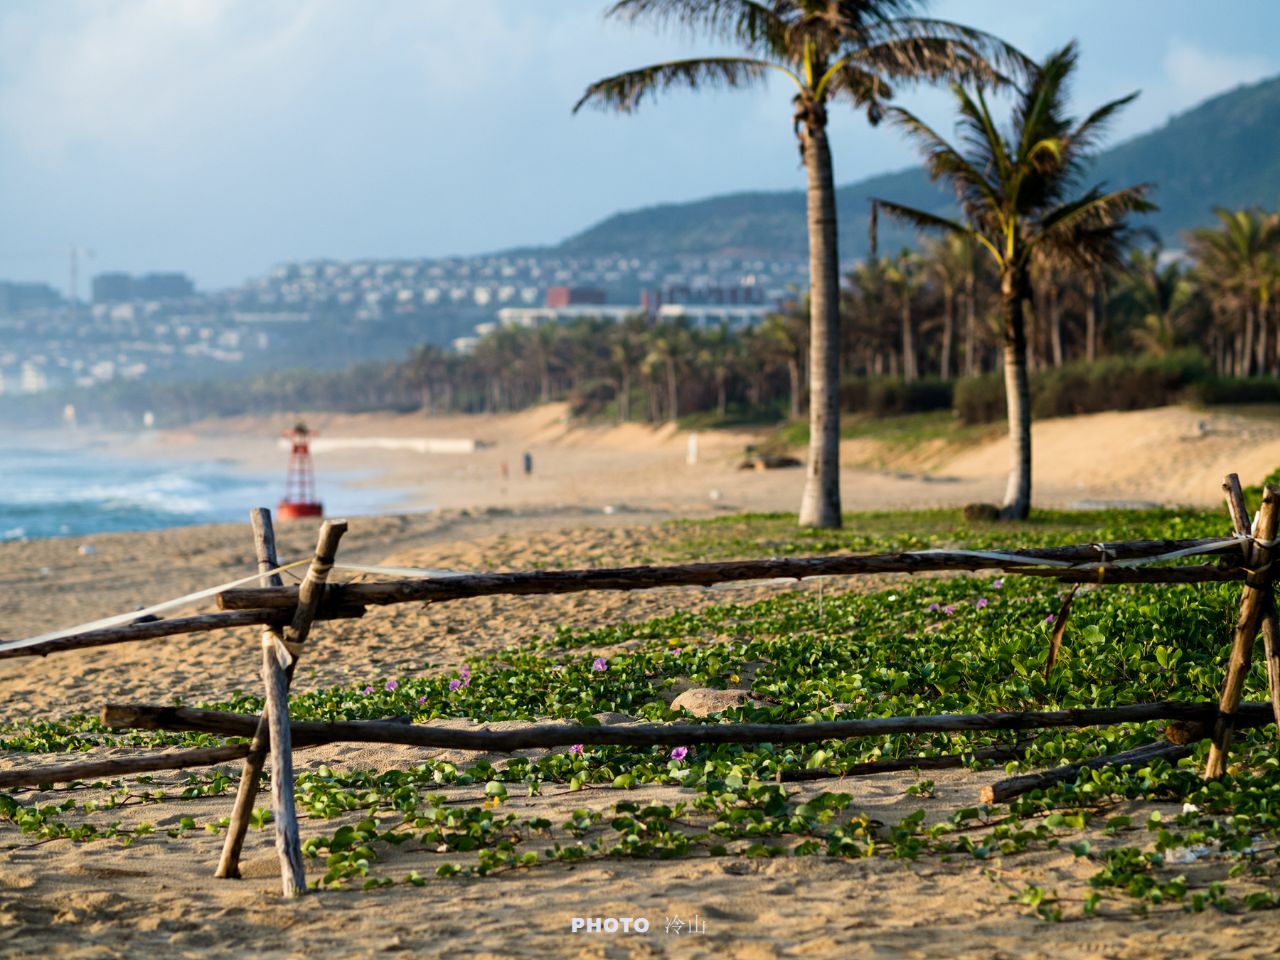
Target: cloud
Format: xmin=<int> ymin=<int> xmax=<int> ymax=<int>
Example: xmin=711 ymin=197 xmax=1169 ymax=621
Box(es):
xmin=0 ymin=0 xmax=322 ymax=161
xmin=1162 ymin=38 xmax=1273 ymax=103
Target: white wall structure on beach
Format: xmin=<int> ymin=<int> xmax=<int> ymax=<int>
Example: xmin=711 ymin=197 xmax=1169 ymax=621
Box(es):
xmin=275 ymin=437 xmax=487 ymax=455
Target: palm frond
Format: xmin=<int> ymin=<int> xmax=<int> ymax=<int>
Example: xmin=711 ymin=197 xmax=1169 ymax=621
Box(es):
xmin=574 ymin=57 xmax=780 ymax=113
xmin=1039 ymin=184 xmax=1156 ymax=237
xmin=1036 ymin=185 xmax=1156 ymax=270
xmin=886 ymin=102 xmax=1002 ymax=219
xmin=875 ymin=197 xmax=1002 ymax=266
xmin=819 ymin=62 xmax=893 ymax=120
xmin=606 ymin=0 xmax=790 ymax=56
xmin=1066 ymin=91 xmax=1140 ymax=157
xmin=849 ymin=18 xmax=1033 ymax=88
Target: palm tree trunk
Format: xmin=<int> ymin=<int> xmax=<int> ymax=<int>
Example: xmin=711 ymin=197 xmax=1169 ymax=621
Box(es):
xmin=1048 ymin=282 xmax=1063 ymax=368
xmin=665 ymin=355 xmax=678 ymax=422
xmin=1084 ymin=274 xmax=1098 ymax=363
xmin=1001 ymin=269 xmax=1032 ymax=520
xmin=940 ymin=286 xmax=955 ymax=380
xmin=797 ymin=116 xmax=841 ymax=529
xmin=901 ymin=298 xmax=916 ymax=383
xmin=964 ymin=268 xmax=977 ymax=376
xmin=1243 ymin=307 xmax=1256 ymax=377
xmin=1258 ymin=304 xmax=1269 ymax=377
xmin=787 ymin=356 xmax=801 ymax=420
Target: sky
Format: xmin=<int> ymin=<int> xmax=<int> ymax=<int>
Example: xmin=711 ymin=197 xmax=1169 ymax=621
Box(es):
xmin=1 ymin=0 xmax=1278 ymax=291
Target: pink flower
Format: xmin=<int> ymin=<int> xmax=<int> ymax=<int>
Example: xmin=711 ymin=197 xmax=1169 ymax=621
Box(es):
xmin=672 ymin=648 xmax=682 ymax=655
xmin=448 ymin=679 xmax=463 ymax=691
xmin=417 ymin=696 xmax=429 ymax=705
xmin=943 ymin=605 xmax=956 ymax=615
xmin=670 ymin=746 xmax=689 ymax=762
xmin=592 ymin=657 xmax=608 ymax=672
xmin=927 ymin=603 xmax=941 ymax=612
xmin=362 ymin=685 xmax=374 ymax=695
xmin=992 ymin=579 xmax=1004 ymax=589
xmin=975 ymin=598 xmax=988 ymax=609
xmin=385 ymin=680 xmax=398 ymax=692
xmin=569 ymin=744 xmax=584 ymax=755
xmin=1044 ymin=613 xmax=1055 ymax=624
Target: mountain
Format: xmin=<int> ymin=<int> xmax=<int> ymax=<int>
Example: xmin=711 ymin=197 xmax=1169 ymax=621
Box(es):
xmin=554 ymin=74 xmax=1280 ymax=260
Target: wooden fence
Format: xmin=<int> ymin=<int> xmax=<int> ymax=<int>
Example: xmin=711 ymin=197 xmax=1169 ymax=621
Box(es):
xmin=1 ymin=473 xmax=1277 ymax=897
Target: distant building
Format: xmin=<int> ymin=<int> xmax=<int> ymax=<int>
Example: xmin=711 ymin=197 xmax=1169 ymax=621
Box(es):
xmin=92 ymin=272 xmax=134 ymax=304
xmin=545 ymin=286 xmax=606 ymax=308
xmin=0 ymin=280 xmax=63 ymax=313
xmin=134 ymin=272 xmax=195 ymax=300
xmin=92 ymin=271 xmax=196 ymax=304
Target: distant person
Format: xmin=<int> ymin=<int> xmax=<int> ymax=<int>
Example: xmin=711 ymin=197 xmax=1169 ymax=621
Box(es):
xmin=522 ymin=451 xmax=533 ymax=476
xmin=500 ymin=461 xmax=509 ymax=481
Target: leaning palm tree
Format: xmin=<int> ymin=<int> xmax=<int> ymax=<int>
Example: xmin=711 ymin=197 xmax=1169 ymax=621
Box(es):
xmin=874 ymin=42 xmax=1152 ymax=518
xmin=575 ymin=1 xmax=1029 ymax=529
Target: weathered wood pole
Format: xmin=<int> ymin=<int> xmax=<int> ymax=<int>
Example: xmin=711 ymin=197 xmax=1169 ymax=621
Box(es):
xmin=1225 ymin=472 xmax=1280 ymax=735
xmin=981 ymin=740 xmax=1192 ymax=804
xmin=104 ymin=699 xmax=1278 ymax=751
xmin=215 ymin=537 xmax=1247 ymax=613
xmin=1207 ymin=483 xmax=1280 ymax=779
xmin=269 ymin=518 xmax=346 ymax=897
xmin=217 ymin=509 xmax=289 ymax=879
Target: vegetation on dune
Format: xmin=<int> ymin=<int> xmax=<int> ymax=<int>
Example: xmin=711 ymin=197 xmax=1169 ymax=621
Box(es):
xmin=5 ymin=508 xmax=1280 ymax=917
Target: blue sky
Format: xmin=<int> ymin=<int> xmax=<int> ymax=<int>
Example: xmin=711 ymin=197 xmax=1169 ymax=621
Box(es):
xmin=1 ymin=0 xmax=1277 ymax=290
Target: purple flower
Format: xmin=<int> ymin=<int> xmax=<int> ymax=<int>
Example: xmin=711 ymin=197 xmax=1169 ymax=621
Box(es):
xmin=592 ymin=657 xmax=608 ymax=672
xmin=448 ymin=679 xmax=463 ymax=691
xmin=943 ymin=605 xmax=956 ymax=616
xmin=975 ymin=598 xmax=989 ymax=609
xmin=1044 ymin=613 xmax=1056 ymax=624
xmin=992 ymin=579 xmax=1004 ymax=589
xmin=569 ymin=744 xmax=584 ymax=755
xmin=362 ymin=685 xmax=374 ymax=695
xmin=385 ymin=679 xmax=398 ymax=692
xmin=672 ymin=647 xmax=682 ymax=655
xmin=417 ymin=696 xmax=429 ymax=705
xmin=927 ymin=603 xmax=941 ymax=612
xmin=670 ymin=746 xmax=689 ymax=762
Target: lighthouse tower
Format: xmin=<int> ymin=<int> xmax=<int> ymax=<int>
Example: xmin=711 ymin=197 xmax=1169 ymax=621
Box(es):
xmin=278 ymin=422 xmax=324 ymax=521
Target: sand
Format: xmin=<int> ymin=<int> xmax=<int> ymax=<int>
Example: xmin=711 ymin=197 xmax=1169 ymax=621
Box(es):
xmin=3 ymin=404 xmax=1280 ymax=957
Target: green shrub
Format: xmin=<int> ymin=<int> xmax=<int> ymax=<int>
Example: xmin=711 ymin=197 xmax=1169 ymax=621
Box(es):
xmin=840 ymin=376 xmax=952 ymax=416
xmin=954 ymin=350 xmax=1211 ymax=424
xmin=1186 ymin=376 xmax=1280 ymax=406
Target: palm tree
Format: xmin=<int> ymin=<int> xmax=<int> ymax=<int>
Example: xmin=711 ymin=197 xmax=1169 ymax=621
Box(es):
xmin=1187 ymin=209 xmax=1280 ymax=377
xmin=575 ymin=0 xmax=1028 ymax=528
xmin=874 ymin=42 xmax=1152 ymax=518
xmin=883 ymin=248 xmax=923 ymax=382
xmin=757 ymin=305 xmax=809 ymax=419
xmin=921 ymin=233 xmax=971 ymax=379
xmin=1119 ymin=247 xmax=1195 ymax=356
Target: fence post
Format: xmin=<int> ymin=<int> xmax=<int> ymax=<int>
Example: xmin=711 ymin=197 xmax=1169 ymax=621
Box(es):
xmin=1207 ymin=484 xmax=1279 ymax=779
xmin=1222 ymin=474 xmax=1280 ymax=734
xmin=271 ymin=518 xmax=346 ymax=896
xmin=217 ymin=509 xmax=286 ymax=879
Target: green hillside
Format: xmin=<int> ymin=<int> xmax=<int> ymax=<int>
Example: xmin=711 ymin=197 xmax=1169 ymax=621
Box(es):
xmin=556 ymin=74 xmax=1280 ymax=259
xmin=558 ymin=167 xmax=948 ymax=259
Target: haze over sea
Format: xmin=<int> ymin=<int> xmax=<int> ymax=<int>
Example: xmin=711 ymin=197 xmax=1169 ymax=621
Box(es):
xmin=0 ymin=440 xmax=400 ymax=542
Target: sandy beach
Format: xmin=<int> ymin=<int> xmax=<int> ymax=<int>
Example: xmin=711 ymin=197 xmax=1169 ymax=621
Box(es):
xmin=2 ymin=404 xmax=1280 ymax=958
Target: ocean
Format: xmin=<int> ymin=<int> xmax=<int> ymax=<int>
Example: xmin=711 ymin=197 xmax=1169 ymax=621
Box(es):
xmin=0 ymin=440 xmax=402 ymax=542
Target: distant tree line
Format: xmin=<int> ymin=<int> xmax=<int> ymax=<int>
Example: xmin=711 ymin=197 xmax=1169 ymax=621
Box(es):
xmin=8 ymin=202 xmax=1279 ymax=434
